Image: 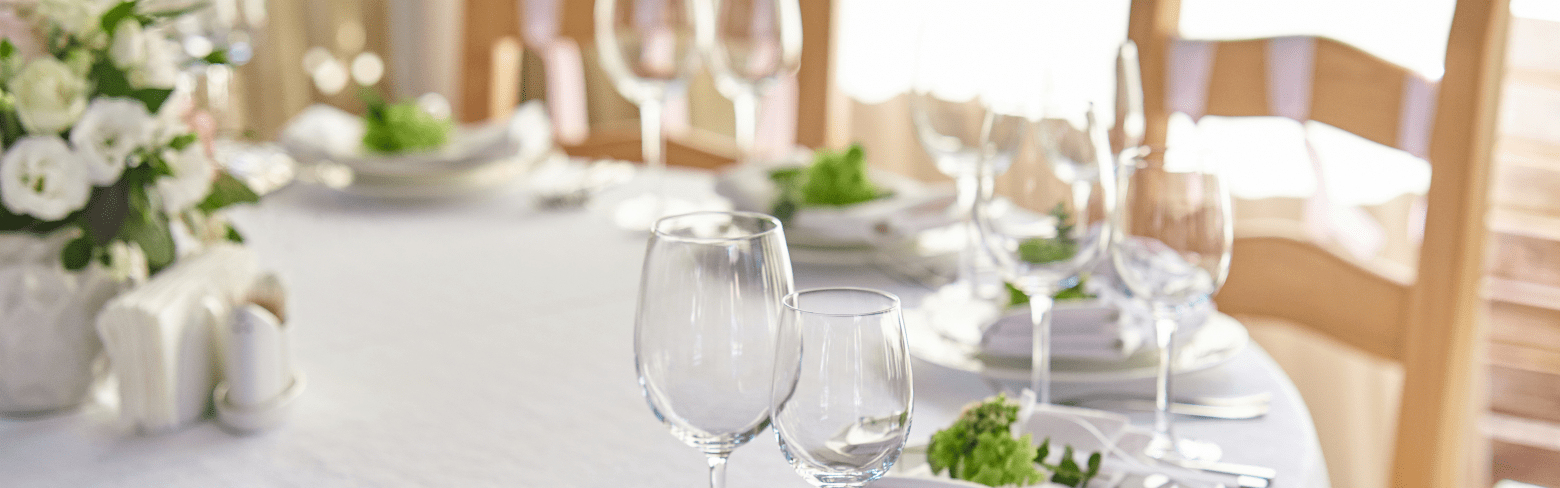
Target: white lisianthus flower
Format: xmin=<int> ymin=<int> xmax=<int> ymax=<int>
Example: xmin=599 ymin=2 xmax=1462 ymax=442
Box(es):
xmin=106 ymin=240 xmax=148 ymax=283
xmin=34 ymin=0 xmax=105 ymax=37
xmin=156 ymin=145 xmax=214 ymax=214
xmin=71 ymin=98 xmax=154 ymax=185
xmin=109 ymin=19 xmax=146 ymax=70
xmin=131 ymin=34 xmax=179 ymax=89
xmin=9 ymin=57 xmax=88 ymax=134
xmin=0 ymin=136 xmax=92 ymax=220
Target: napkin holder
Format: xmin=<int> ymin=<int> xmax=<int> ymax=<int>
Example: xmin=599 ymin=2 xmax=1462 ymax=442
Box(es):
xmin=213 ymin=272 xmax=303 ymax=434
xmin=96 ymin=244 xmax=259 ymax=434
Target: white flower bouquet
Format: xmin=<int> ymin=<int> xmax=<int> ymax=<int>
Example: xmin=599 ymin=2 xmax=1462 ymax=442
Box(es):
xmin=0 ymin=0 xmax=257 ymax=277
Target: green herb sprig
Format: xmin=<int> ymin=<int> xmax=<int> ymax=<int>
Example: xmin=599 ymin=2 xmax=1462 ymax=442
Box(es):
xmin=360 ymin=89 xmax=452 ymax=154
xmin=927 ymin=394 xmax=1103 ymax=488
xmin=768 ymin=144 xmax=887 ymax=221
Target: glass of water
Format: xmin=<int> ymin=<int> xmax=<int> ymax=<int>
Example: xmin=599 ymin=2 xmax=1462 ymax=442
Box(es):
xmin=772 ymin=288 xmax=913 ymax=488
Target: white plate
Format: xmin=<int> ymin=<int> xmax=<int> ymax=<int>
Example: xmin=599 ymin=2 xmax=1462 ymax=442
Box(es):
xmin=905 ymin=309 xmax=1250 ymax=383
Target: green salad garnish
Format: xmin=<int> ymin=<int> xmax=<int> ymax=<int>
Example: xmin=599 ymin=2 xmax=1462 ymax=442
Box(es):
xmin=360 ymin=90 xmax=452 ymax=154
xmin=1007 ymin=203 xmax=1094 ymax=305
xmin=768 ymin=144 xmax=888 ymax=221
xmin=928 ymin=394 xmax=1103 ymax=488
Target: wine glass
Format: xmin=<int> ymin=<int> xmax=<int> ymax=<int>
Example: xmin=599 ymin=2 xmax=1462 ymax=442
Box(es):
xmin=596 ymin=0 xmax=699 ymax=228
xmin=772 ymin=288 xmax=913 ymax=488
xmin=976 ymin=102 xmax=1115 ymax=405
xmin=635 ymin=211 xmax=795 ymax=488
xmin=695 ymin=0 xmax=802 ymax=159
xmin=909 ymin=9 xmax=1025 ymax=308
xmin=1111 ymin=146 xmax=1232 ymax=461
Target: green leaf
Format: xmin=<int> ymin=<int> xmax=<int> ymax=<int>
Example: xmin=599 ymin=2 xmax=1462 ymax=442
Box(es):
xmin=196 ymin=171 xmax=260 ymax=214
xmin=167 ymin=133 xmax=198 ymax=151
xmin=132 ymin=88 xmax=175 ymax=113
xmin=225 ymin=226 xmax=244 ymax=243
xmin=201 ymin=49 xmax=229 ymax=65
xmin=90 ymin=59 xmax=133 ymax=98
xmin=100 ymin=1 xmax=139 ymax=35
xmin=118 ymin=209 xmax=174 ymax=273
xmin=0 ymin=39 xmax=14 ymax=59
xmin=61 ymin=234 xmax=94 ymax=271
xmin=137 ymin=1 xmax=208 ymax=22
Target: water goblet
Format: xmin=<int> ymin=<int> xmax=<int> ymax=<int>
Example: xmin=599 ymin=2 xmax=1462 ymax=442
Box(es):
xmin=695 ymin=0 xmax=802 ymax=159
xmin=635 ymin=211 xmax=795 ymax=488
xmin=772 ymin=287 xmax=913 ymax=488
xmin=1111 ymin=146 xmax=1232 ymax=461
xmin=909 ymin=7 xmax=1026 ymax=305
xmin=976 ymin=102 xmax=1116 ymax=405
xmin=596 ymin=0 xmax=700 ymax=229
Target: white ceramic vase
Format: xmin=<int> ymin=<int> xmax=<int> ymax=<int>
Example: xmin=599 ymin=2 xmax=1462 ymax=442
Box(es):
xmin=0 ymin=232 xmax=123 ymax=417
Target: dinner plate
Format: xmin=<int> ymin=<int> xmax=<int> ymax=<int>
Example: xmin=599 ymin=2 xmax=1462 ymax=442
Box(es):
xmin=905 ymin=308 xmax=1250 ymax=383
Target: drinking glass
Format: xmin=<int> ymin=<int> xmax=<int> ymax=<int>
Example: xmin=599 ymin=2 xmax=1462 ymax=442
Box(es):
xmin=976 ymin=102 xmax=1115 ymax=405
xmin=635 ymin=211 xmax=795 ymax=488
xmin=596 ymin=0 xmax=698 ymax=227
xmin=909 ymin=12 xmax=1025 ymax=304
xmin=1111 ymin=146 xmax=1232 ymax=461
xmin=695 ymin=0 xmax=802 ymax=158
xmin=772 ymin=288 xmax=913 ymax=488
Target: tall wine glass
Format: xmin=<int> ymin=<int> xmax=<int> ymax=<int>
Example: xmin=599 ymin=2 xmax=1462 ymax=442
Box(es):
xmin=976 ymin=102 xmax=1115 ymax=405
xmin=772 ymin=288 xmax=913 ymax=488
xmin=909 ymin=11 xmax=1025 ymax=305
xmin=596 ymin=0 xmax=697 ymax=227
xmin=695 ymin=0 xmax=801 ymax=158
xmin=1111 ymin=146 xmax=1232 ymax=461
xmin=635 ymin=211 xmax=795 ymax=488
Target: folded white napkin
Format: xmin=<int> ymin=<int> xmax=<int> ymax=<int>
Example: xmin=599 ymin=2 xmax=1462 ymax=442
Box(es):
xmin=96 ymin=244 xmax=259 ymax=433
xmin=713 ymin=161 xmax=958 ymax=247
xmin=278 ymin=99 xmax=553 ymax=179
xmin=980 ymin=303 xmax=1147 ymax=361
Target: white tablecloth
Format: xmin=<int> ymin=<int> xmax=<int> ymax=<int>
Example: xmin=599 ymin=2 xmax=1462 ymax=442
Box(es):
xmin=0 ymin=169 xmax=1328 ymax=487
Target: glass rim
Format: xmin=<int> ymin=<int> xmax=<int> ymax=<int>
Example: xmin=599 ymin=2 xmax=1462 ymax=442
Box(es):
xmin=651 ymin=211 xmax=783 ymax=243
xmin=782 ymin=287 xmax=902 ymax=318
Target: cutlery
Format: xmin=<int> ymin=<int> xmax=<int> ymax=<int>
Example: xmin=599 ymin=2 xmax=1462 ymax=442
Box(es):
xmin=1057 ymin=392 xmax=1271 ymax=420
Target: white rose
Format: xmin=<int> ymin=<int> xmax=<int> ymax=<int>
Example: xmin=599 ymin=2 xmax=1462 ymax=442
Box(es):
xmin=106 ymin=240 xmax=148 ymax=284
xmin=70 ymin=98 xmax=154 ymax=185
xmin=0 ymin=136 xmax=92 ymax=220
xmin=109 ymin=19 xmax=146 ymax=70
xmin=8 ymin=57 xmax=88 ymax=134
xmin=156 ymin=145 xmax=214 ymax=214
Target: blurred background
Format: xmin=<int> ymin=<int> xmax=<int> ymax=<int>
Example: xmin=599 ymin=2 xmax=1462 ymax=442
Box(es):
xmin=220 ymin=1 xmax=1560 ymax=487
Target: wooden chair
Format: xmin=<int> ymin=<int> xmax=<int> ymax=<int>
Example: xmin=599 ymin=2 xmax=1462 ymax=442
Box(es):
xmin=1129 ymin=1 xmax=1510 ymax=487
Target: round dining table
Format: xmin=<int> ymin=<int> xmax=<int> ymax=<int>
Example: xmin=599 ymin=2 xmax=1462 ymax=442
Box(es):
xmin=0 ymin=168 xmax=1329 ymax=487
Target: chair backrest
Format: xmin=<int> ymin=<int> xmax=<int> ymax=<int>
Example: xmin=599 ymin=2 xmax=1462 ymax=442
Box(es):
xmin=1128 ymin=1 xmax=1509 ymax=487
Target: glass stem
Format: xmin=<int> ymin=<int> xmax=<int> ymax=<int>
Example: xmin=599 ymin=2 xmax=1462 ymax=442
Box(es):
xmin=1151 ymin=305 xmax=1179 ymax=452
xmin=733 ymin=88 xmax=758 ymax=159
xmin=955 ymin=172 xmax=982 ymax=300
xmin=1029 ymin=293 xmax=1055 ymax=405
xmin=706 ymin=454 xmax=729 ymax=488
xmin=639 ymin=96 xmax=667 ymax=198
xmin=640 ymin=96 xmax=666 ymax=172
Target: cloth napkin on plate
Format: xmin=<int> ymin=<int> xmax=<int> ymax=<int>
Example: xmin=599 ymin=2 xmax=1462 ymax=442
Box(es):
xmin=277 ymin=99 xmax=553 ymax=179
xmin=980 ymin=302 xmax=1147 ymax=361
xmin=96 ymin=244 xmax=260 ymax=433
xmin=713 ymin=161 xmax=958 ymax=247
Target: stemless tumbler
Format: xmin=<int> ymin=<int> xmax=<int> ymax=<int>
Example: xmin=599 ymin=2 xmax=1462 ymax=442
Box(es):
xmin=772 ymin=288 xmax=913 ymax=488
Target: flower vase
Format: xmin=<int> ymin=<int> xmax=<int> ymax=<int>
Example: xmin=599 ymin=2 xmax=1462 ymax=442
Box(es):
xmin=0 ymin=232 xmax=123 ymax=417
